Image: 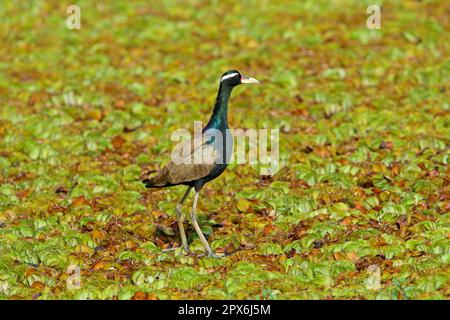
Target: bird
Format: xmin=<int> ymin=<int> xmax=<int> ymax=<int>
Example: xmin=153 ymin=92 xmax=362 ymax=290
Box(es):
xmin=143 ymin=70 xmax=259 ymax=257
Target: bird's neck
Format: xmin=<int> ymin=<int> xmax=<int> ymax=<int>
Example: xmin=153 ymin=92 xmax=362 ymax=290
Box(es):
xmin=206 ymin=84 xmax=233 ymax=130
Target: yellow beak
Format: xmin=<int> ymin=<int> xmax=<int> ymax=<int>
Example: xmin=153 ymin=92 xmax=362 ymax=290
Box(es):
xmin=241 ymin=75 xmax=260 ymax=84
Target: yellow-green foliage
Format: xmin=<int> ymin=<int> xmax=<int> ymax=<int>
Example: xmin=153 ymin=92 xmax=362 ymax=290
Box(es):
xmin=0 ymin=0 xmax=449 ymax=299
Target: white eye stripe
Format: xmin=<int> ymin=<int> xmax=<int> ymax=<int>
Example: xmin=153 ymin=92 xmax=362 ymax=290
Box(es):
xmin=220 ymin=72 xmax=239 ymax=82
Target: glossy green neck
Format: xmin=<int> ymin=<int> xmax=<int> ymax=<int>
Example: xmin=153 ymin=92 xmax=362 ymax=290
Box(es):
xmin=205 ymin=83 xmax=234 ymax=130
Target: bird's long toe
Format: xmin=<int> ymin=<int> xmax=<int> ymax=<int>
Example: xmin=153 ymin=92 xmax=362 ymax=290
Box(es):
xmin=162 ymin=246 xmax=179 ymax=252
xmin=162 ymin=246 xmax=192 ymax=255
xmin=204 ymin=251 xmax=225 ymax=258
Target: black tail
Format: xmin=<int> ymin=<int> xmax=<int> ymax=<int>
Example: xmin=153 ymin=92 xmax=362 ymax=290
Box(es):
xmin=142 ymin=178 xmax=174 ymax=189
xmin=142 ymin=178 xmax=154 ymax=188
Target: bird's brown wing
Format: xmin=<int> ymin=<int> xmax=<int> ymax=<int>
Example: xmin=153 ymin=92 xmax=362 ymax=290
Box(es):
xmin=149 ymin=136 xmax=217 ymax=186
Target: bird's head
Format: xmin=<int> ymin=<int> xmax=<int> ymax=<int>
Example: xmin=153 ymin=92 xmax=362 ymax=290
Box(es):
xmin=219 ymin=70 xmax=259 ymax=87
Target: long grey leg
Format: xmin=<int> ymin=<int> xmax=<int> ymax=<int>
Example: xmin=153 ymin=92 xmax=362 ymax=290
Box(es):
xmin=189 ymin=191 xmax=216 ymax=257
xmin=176 ymin=186 xmax=192 ymax=252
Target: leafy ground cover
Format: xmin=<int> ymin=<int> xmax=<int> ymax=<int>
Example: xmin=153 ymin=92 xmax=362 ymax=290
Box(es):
xmin=0 ymin=0 xmax=449 ymax=299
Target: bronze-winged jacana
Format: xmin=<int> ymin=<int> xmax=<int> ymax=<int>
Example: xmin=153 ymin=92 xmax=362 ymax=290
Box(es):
xmin=143 ymin=70 xmax=259 ymax=257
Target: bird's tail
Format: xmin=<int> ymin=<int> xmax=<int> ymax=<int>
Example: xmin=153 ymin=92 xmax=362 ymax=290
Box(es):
xmin=142 ymin=178 xmax=156 ymax=188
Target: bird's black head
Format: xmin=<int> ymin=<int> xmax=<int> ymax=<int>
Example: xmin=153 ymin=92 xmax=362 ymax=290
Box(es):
xmin=219 ymin=70 xmax=259 ymax=87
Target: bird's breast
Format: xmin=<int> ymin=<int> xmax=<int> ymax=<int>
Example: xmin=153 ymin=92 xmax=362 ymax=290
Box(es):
xmin=204 ymin=127 xmax=233 ymax=165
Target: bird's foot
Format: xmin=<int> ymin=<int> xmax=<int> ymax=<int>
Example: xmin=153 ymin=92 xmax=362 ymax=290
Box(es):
xmin=183 ymin=247 xmax=193 ymax=255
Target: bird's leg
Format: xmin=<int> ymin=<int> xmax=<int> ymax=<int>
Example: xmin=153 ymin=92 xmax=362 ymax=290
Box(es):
xmin=175 ymin=186 xmax=192 ymax=253
xmin=190 ymin=191 xmax=217 ymax=257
